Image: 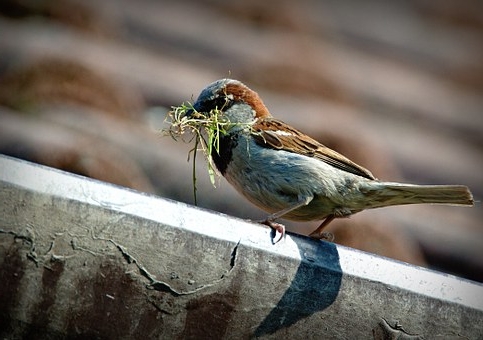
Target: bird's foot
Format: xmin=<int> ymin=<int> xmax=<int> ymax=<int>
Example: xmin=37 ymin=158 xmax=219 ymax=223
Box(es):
xmin=308 ymin=215 xmax=335 ymax=242
xmin=261 ymin=220 xmax=285 ymax=244
xmin=308 ymin=231 xmax=335 ymax=242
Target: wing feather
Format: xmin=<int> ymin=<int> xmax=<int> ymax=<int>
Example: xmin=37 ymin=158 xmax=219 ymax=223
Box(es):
xmin=251 ymin=118 xmax=376 ymax=180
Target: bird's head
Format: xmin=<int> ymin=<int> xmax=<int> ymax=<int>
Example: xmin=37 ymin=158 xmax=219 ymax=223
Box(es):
xmin=189 ymin=79 xmax=271 ymax=126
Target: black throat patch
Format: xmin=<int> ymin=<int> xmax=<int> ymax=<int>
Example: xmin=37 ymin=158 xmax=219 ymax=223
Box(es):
xmin=211 ymin=133 xmax=238 ymax=175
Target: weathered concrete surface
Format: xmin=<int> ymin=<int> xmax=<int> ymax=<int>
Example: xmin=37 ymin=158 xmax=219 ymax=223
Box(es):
xmin=0 ymin=154 xmax=482 ymax=339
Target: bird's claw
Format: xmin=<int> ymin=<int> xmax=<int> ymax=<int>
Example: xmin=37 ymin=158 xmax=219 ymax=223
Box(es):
xmin=261 ymin=220 xmax=285 ymax=244
xmin=308 ymin=231 xmax=335 ymax=242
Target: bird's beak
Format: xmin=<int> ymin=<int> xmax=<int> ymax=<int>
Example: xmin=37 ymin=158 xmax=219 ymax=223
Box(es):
xmin=184 ymin=107 xmax=194 ymax=117
xmin=184 ymin=101 xmax=201 ymax=118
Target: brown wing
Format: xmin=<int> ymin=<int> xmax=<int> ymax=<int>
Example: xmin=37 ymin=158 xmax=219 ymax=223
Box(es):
xmin=251 ymin=118 xmax=376 ymax=180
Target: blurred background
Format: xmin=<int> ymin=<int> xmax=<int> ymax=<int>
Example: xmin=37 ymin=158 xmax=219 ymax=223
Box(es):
xmin=0 ymin=0 xmax=481 ymax=282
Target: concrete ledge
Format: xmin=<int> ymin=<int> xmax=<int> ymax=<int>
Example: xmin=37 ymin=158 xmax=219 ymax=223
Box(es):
xmin=1 ymin=154 xmax=482 ymax=338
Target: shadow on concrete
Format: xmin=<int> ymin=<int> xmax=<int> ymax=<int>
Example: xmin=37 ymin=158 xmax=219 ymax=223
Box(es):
xmin=254 ymin=237 xmax=342 ymax=336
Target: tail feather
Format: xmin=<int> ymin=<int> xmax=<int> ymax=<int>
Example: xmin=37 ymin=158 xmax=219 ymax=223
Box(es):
xmin=364 ymin=183 xmax=474 ymax=209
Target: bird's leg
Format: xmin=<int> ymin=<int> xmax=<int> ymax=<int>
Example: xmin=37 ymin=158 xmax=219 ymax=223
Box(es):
xmin=308 ymin=215 xmax=335 ymax=241
xmin=261 ymin=196 xmax=313 ymax=244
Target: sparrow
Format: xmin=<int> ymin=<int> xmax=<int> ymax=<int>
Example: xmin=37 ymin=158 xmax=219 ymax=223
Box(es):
xmin=186 ymin=78 xmax=474 ymax=243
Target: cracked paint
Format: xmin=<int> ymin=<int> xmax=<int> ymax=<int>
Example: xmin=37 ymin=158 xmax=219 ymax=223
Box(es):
xmin=110 ymin=238 xmax=241 ymax=296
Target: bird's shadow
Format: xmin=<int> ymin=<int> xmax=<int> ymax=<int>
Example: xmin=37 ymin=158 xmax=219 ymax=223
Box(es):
xmin=254 ymin=235 xmax=342 ymax=337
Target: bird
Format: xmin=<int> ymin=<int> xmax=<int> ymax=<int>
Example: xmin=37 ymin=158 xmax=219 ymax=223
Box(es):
xmin=185 ymin=78 xmax=474 ymax=243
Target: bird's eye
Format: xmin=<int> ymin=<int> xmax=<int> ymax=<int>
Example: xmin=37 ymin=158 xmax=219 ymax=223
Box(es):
xmin=210 ymin=93 xmax=234 ymax=110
